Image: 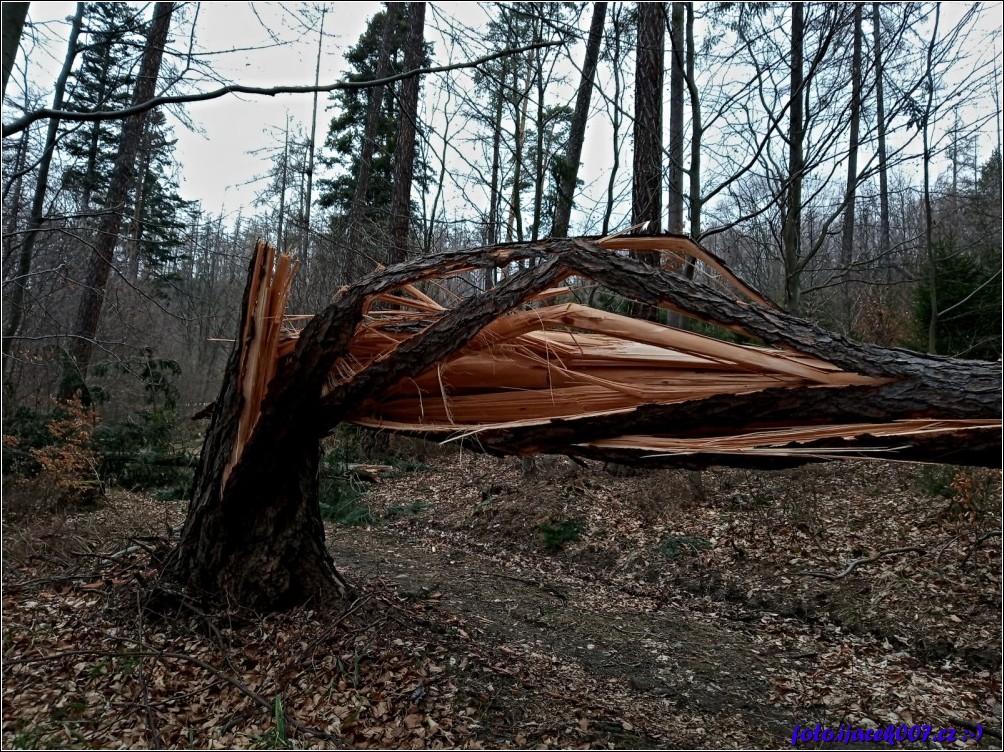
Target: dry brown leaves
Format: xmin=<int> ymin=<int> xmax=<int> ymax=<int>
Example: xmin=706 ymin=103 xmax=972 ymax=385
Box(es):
xmin=2 ymin=454 xmax=1001 ymax=749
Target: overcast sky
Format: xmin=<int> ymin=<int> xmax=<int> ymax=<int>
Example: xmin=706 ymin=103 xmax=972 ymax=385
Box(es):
xmin=7 ymin=2 xmax=1002 ymax=236
xmin=10 ymin=2 xmax=511 ymax=225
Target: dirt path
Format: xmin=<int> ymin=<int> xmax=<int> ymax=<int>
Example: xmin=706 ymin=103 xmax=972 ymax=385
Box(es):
xmin=329 ymin=526 xmax=799 ymax=746
xmin=332 ymin=526 xmax=797 ymax=747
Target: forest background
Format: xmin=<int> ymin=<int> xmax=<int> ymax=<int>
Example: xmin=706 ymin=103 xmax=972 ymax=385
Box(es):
xmin=2 ymin=1 xmax=1002 ymax=500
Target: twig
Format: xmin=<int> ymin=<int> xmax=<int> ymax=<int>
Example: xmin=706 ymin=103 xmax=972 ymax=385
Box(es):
xmin=134 ymin=595 xmax=165 ymax=749
xmin=948 ymin=717 xmax=1002 ymax=739
xmin=960 ymin=530 xmax=1002 ymax=570
xmin=796 ymin=546 xmax=926 ymax=580
xmin=934 ymin=534 xmax=962 ymax=565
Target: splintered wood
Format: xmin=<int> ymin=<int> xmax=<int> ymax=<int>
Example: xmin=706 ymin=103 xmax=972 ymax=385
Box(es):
xmin=233 ymin=236 xmax=1000 ymax=468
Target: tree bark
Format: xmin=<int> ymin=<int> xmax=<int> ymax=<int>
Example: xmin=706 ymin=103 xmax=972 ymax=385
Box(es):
xmin=1 ymin=1 xmax=29 ymax=98
xmin=602 ymin=5 xmax=625 ymax=236
xmin=302 ymin=8 xmax=325 ymax=261
xmin=685 ymin=2 xmax=701 ymax=241
xmin=782 ymin=2 xmax=805 ymax=315
xmin=388 ymin=2 xmax=425 ymax=265
xmin=551 ymin=3 xmax=606 ymax=238
xmin=872 ymin=3 xmax=891 ymax=275
xmin=346 ymin=3 xmax=400 ymax=266
xmin=59 ymin=2 xmax=174 ymax=401
xmin=668 ymin=2 xmax=685 ymax=234
xmin=839 ymin=3 xmax=862 ymax=332
xmin=630 ymin=1 xmax=665 ymax=321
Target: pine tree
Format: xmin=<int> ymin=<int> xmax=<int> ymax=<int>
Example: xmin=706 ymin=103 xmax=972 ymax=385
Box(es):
xmin=60 ymin=4 xmax=189 ymax=282
xmin=60 ymin=3 xmax=141 ymax=211
xmin=317 ymin=7 xmax=431 ymax=217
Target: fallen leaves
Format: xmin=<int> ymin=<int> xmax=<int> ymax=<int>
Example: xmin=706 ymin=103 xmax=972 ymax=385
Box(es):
xmin=2 ymin=458 xmax=1001 ymax=748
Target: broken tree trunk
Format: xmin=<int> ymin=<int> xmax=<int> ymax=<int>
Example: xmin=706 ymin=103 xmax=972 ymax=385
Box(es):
xmin=170 ymin=234 xmax=1001 ymax=609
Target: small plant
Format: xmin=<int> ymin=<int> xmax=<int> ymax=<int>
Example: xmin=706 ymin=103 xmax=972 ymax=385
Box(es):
xmin=318 ymin=446 xmax=372 ymax=525
xmin=917 ymin=465 xmax=1000 ymax=524
xmin=254 ymin=696 xmax=289 ymax=748
xmin=659 ymin=534 xmax=712 ymax=561
xmin=21 ymin=398 xmax=102 ymax=505
xmin=385 ymin=500 xmax=428 ymax=519
xmin=320 ymin=491 xmax=372 ymax=526
xmin=539 ymin=518 xmax=583 ymax=552
xmin=918 ymin=465 xmax=957 ymax=498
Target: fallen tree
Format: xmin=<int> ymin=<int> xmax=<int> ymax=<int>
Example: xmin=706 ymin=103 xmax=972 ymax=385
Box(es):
xmin=167 ymin=235 xmax=1002 ymax=609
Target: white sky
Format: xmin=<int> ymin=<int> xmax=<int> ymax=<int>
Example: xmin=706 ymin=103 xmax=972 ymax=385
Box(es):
xmin=6 ymin=2 xmax=1003 ymax=235
xmin=8 ymin=2 xmax=523 ymax=226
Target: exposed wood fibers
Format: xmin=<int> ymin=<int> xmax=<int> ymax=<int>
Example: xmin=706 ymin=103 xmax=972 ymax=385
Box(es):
xmin=228 ymin=237 xmax=998 ymax=466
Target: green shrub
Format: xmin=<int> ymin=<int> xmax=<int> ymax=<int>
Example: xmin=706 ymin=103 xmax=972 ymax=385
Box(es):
xmin=659 ymin=534 xmax=711 ymax=561
xmin=92 ymin=408 xmax=192 ymax=492
xmin=318 ymin=450 xmax=372 ymax=525
xmin=539 ymin=518 xmax=583 ymax=552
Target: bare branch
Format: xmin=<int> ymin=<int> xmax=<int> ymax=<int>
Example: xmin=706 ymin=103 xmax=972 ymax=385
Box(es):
xmin=2 ymin=40 xmax=560 ymax=138
xmin=796 ymin=546 xmax=926 ymax=580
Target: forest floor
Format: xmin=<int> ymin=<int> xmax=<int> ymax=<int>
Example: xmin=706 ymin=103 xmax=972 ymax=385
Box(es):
xmin=2 ymin=449 xmax=1002 ymax=749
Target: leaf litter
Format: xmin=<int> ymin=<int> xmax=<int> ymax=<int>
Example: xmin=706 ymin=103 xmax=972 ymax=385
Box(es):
xmin=2 ymin=451 xmax=1000 ymax=748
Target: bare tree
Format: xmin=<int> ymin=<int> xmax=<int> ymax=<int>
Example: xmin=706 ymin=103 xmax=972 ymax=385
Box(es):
xmin=1 ymin=1 xmax=29 ymax=98
xmin=551 ymin=3 xmax=606 ymax=238
xmin=60 ymin=2 xmax=175 ymax=400
xmin=3 ymin=3 xmax=84 ymax=365
xmin=345 ymin=3 xmax=401 ymax=266
xmin=668 ymin=2 xmax=685 ymax=235
xmin=839 ymin=3 xmax=863 ymax=331
xmin=631 ymin=1 xmax=665 ymax=321
xmin=782 ymin=1 xmax=805 ymax=314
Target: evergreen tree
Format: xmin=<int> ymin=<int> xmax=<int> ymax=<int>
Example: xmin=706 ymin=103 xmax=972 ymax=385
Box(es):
xmin=59 ymin=3 xmax=189 ymax=281
xmin=914 ymin=151 xmax=1003 ymax=360
xmin=317 ymin=6 xmax=431 ymax=216
xmin=60 ymin=3 xmax=140 ymax=210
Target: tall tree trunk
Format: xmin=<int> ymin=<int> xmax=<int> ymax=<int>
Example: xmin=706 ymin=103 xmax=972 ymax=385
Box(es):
xmin=302 ymin=8 xmax=324 ymax=261
xmin=126 ymin=142 xmax=149 ymax=283
xmin=277 ymin=114 xmax=289 ymax=250
xmin=3 ymin=3 xmax=84 ymax=365
xmin=346 ymin=3 xmax=400 ymax=266
xmin=485 ymin=84 xmax=503 ymax=290
xmin=839 ymin=3 xmax=862 ymax=332
xmin=872 ymin=2 xmax=891 ymax=277
xmin=668 ymin=2 xmax=685 ymax=234
xmin=1 ymin=1 xmax=29 ymax=98
xmin=685 ymin=2 xmax=701 ymax=241
xmin=531 ymin=42 xmax=546 ymax=241
xmin=603 ymin=5 xmax=625 ymax=235
xmin=2 ymin=128 xmax=28 ymax=265
xmin=388 ymin=2 xmax=425 ymax=265
xmin=552 ymin=1 xmax=606 ymax=238
xmin=507 ymin=63 xmax=533 ymax=244
xmin=59 ymin=2 xmax=174 ymax=400
xmin=782 ymin=2 xmax=805 ymax=315
xmin=922 ymin=6 xmax=941 ymax=355
xmin=630 ymin=1 xmax=665 ymax=321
